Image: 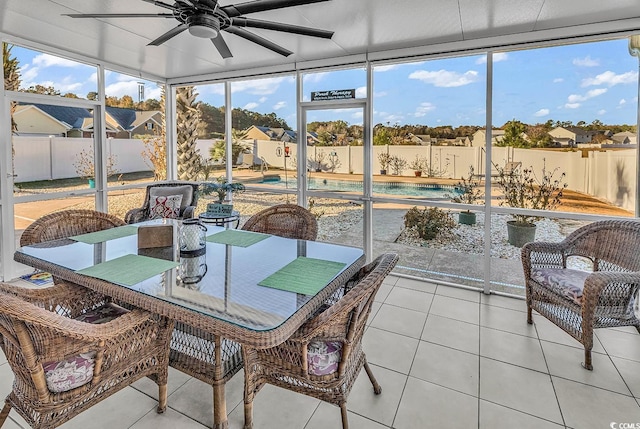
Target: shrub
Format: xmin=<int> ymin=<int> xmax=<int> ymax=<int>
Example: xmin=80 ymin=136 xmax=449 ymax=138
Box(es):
xmin=378 ymin=152 xmax=392 ymax=170
xmin=404 ymin=206 xmax=455 ymax=240
xmin=450 ymin=166 xmax=483 ymax=211
xmin=389 ymin=155 xmax=407 ymax=175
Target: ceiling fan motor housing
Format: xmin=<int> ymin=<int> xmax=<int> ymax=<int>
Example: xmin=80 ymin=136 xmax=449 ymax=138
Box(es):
xmin=187 ymin=13 xmax=220 ymax=38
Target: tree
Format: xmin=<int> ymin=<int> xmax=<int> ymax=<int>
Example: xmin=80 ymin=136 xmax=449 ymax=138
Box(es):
xmin=373 ymin=125 xmax=392 ymax=145
xmin=141 ymin=87 xmax=166 ymax=180
xmin=497 ymin=119 xmax=530 ymax=148
xmin=176 ymin=86 xmax=202 ymax=181
xmin=87 ymin=91 xmax=98 ymax=101
xmin=3 ymin=43 xmax=21 ymax=134
xmin=24 ymin=84 xmax=60 ymax=96
xmin=209 ymin=128 xmax=250 ymax=164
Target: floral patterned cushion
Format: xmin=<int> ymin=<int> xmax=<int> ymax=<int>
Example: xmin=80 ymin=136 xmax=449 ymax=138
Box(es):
xmin=75 ymin=303 xmax=129 ymax=324
xmin=42 ymin=304 xmax=130 ymax=393
xmin=307 ymin=340 xmax=342 ymax=376
xmin=149 ymin=194 xmax=182 ymax=220
xmin=43 ymin=352 xmax=96 ymax=393
xmin=531 ymin=267 xmax=591 ymax=305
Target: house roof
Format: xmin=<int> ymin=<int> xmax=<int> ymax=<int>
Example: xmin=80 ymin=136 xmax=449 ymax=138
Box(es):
xmin=28 ymin=103 xmax=93 ymax=129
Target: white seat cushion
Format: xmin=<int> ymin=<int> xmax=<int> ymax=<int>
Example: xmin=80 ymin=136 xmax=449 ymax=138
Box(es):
xmin=531 ymin=267 xmax=591 ymax=305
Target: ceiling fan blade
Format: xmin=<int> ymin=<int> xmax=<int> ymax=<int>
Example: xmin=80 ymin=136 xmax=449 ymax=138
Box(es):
xmin=222 ymin=0 xmax=330 ymax=18
xmin=65 ymin=13 xmax=174 ymax=18
xmin=197 ymin=0 xmax=219 ymax=11
xmin=148 ymin=24 xmax=188 ymax=46
xmin=224 ymin=26 xmax=292 ymax=56
xmin=140 ymin=0 xmax=178 ymax=11
xmin=211 ymin=33 xmax=233 ymax=59
xmin=232 ymin=17 xmax=333 ymax=38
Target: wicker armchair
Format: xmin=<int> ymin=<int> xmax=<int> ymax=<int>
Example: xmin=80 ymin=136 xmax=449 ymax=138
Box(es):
xmin=522 ymin=219 xmax=640 ymax=370
xmin=0 ymin=281 xmax=173 ymax=429
xmin=20 ymin=209 xmax=125 ymax=247
xmin=124 ymin=181 xmax=200 ymax=224
xmin=242 ymin=253 xmax=398 ymax=429
xmin=241 ymin=204 xmax=318 ymax=240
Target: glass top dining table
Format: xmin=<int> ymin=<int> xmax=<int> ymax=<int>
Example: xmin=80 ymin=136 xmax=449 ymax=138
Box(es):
xmin=14 ymin=219 xmax=365 ymax=344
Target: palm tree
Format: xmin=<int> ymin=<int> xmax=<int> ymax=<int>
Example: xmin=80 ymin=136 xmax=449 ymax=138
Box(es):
xmin=176 ymin=86 xmax=202 ymax=181
xmin=209 ymin=128 xmax=250 ymax=164
xmin=3 ymin=43 xmax=21 ymax=133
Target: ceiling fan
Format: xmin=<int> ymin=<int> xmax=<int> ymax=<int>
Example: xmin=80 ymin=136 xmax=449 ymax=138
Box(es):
xmin=64 ymin=0 xmax=334 ymax=59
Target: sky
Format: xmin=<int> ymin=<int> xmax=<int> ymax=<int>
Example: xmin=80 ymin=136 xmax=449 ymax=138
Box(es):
xmin=10 ymin=37 xmax=640 ymax=130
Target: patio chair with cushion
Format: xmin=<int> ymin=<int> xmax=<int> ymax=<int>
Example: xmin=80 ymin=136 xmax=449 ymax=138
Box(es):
xmin=241 ymin=204 xmax=318 ymax=240
xmin=124 ymin=181 xmax=200 ymax=224
xmin=0 ymin=281 xmax=173 ymax=428
xmin=20 ymin=209 xmax=125 ymax=247
xmin=242 ymin=253 xmax=399 ymax=429
xmin=522 ymin=219 xmax=640 ymax=370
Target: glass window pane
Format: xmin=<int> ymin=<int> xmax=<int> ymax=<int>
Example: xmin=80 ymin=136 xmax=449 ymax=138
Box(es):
xmin=302 ymin=68 xmax=366 ymax=102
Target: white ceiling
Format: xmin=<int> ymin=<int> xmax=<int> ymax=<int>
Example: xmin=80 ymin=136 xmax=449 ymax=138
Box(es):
xmin=2 ymin=0 xmax=640 ymax=82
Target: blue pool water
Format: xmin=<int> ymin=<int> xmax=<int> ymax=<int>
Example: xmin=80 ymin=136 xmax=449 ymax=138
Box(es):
xmin=259 ymin=176 xmax=459 ymax=198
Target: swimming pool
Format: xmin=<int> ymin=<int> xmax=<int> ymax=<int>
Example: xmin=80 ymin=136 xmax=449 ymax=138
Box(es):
xmin=258 ymin=176 xmax=459 ymax=198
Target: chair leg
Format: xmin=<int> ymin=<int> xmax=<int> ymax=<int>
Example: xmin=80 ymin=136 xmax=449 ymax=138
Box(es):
xmin=157 ymin=383 xmax=167 ymax=413
xmin=582 ymin=348 xmax=593 ymax=371
xmin=243 ymin=401 xmax=253 ymax=429
xmin=527 ymin=307 xmax=533 ymax=324
xmin=340 ymin=403 xmax=349 ymax=429
xmin=0 ymin=402 xmax=11 ymax=427
xmin=363 ymin=359 xmax=382 ymax=394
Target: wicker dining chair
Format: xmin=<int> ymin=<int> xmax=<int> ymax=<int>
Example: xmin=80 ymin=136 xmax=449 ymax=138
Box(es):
xmin=241 ymin=204 xmax=318 ymax=240
xmin=124 ymin=181 xmax=200 ymax=224
xmin=522 ymin=219 xmax=640 ymax=370
xmin=242 ymin=253 xmax=398 ymax=429
xmin=0 ymin=281 xmax=173 ymax=429
xmin=20 ymin=209 xmax=125 ymax=247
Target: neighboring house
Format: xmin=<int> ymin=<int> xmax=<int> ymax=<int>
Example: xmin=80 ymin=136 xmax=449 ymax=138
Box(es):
xmin=548 ymin=126 xmax=598 ymax=147
xmin=471 ymin=129 xmax=505 ymax=146
xmin=13 ymin=104 xmax=161 ymax=138
xmin=408 ymin=134 xmax=433 ymax=145
xmin=610 ymin=131 xmax=637 ymax=145
xmin=244 ymin=125 xmax=320 ymax=145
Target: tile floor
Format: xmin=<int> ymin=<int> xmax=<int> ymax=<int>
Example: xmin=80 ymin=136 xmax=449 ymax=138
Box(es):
xmin=2 ymin=275 xmax=640 ymax=429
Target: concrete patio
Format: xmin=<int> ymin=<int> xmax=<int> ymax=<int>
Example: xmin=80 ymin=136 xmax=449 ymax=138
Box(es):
xmin=2 ymin=275 xmax=640 ymax=428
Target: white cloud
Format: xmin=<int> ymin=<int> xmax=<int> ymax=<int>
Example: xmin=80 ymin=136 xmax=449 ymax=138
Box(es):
xmin=32 ymin=53 xmax=80 ymax=68
xmin=355 ymin=86 xmax=367 ymax=98
xmin=553 ymin=78 xmax=564 ymax=83
xmin=581 ymin=70 xmax=637 ymax=87
xmin=273 ymin=101 xmax=286 ymax=110
xmin=243 ymin=102 xmax=259 ymax=110
xmin=598 ymin=109 xmax=607 ymax=115
xmin=20 ymin=65 xmax=39 ymax=83
xmin=572 ymin=55 xmax=599 ymax=67
xmin=258 ymin=96 xmax=267 ymax=103
xmin=374 ymin=64 xmax=399 ymax=72
xmin=302 ymin=72 xmax=328 ymax=83
xmin=352 ymin=111 xmax=363 ymax=119
xmin=414 ymin=102 xmax=435 ymax=117
xmin=88 ymin=72 xmax=98 ymax=84
xmin=104 ymin=80 xmax=141 ymax=98
xmin=409 ymin=69 xmax=479 ymax=87
xmin=534 ymin=108 xmax=550 ymax=117
xmin=619 ymin=98 xmax=627 ymax=105
xmin=565 ymin=103 xmax=581 ymax=109
xmin=231 ymin=77 xmax=287 ymax=95
xmin=475 ymin=52 xmax=508 ymax=64
xmin=567 ymin=88 xmax=607 ymax=103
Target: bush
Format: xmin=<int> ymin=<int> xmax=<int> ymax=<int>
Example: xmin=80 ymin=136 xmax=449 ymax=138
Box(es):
xmin=404 ymin=206 xmax=455 ymax=240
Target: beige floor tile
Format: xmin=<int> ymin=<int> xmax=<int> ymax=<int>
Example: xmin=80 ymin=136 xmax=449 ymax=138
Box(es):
xmin=367 ymin=301 xmax=382 ymax=326
xmin=435 ymin=284 xmax=481 ymax=303
xmin=362 ymin=327 xmax=420 ymax=374
xmin=596 ymin=328 xmax=640 ymax=362
xmin=480 ymin=326 xmax=547 ymax=372
xmin=394 ymin=277 xmax=437 ymax=294
xmin=382 ymin=275 xmax=399 ymax=287
xmin=394 ymin=377 xmax=477 ymax=429
xmin=553 ymin=376 xmax=640 ymax=429
xmin=369 ymin=303 xmax=427 ymax=339
xmin=129 ymin=407 xmax=209 ymax=429
xmin=346 ymin=364 xmax=407 ymax=427
xmin=307 ymin=402 xmax=390 ymax=429
xmin=58 ymin=387 xmax=159 ymax=429
xmin=132 ymin=367 xmax=192 ymax=400
xmin=1 ymin=417 xmax=24 ymax=429
xmin=410 ymin=341 xmax=479 ymax=396
xmin=374 ymin=283 xmax=393 ymax=303
xmin=479 ymin=357 xmax=563 ymax=424
xmin=226 ymin=384 xmax=319 ymax=429
xmin=480 ymin=293 xmax=527 ymax=312
xmin=533 ymin=315 xmax=607 ymax=354
xmin=0 ymin=348 xmax=6 ymax=365
xmin=479 ymin=304 xmax=537 ymax=337
xmin=383 ymin=286 xmax=433 ymax=313
xmin=429 ymin=294 xmax=480 ymax=325
xmin=612 ymin=356 xmax=640 ymax=398
xmin=421 ymin=314 xmax=480 ymax=354
xmin=542 ymin=341 xmax=630 ymax=395
xmin=479 ymin=400 xmax=564 ymax=429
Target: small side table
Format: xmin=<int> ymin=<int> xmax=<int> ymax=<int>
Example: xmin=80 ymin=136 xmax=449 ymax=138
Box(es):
xmin=199 ymin=211 xmax=241 ymax=228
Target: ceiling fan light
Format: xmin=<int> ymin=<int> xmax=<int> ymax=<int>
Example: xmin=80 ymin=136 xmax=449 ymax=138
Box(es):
xmin=187 ymin=14 xmax=220 ymax=38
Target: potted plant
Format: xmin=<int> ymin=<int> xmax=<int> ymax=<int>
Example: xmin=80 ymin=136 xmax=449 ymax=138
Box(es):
xmin=199 ymin=176 xmax=245 ymax=204
xmin=494 ymin=160 xmax=567 ymax=247
xmin=409 ymin=155 xmax=427 ymax=177
xmin=450 ymin=166 xmax=483 ymax=225
xmin=389 ymin=155 xmax=407 ymax=176
xmin=378 ymin=152 xmax=391 ymax=175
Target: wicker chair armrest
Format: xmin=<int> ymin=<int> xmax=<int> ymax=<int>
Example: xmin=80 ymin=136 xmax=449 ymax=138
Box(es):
xmin=522 ymin=241 xmax=567 ymax=270
xmin=124 ymin=208 xmax=146 ymax=224
xmin=182 ymin=205 xmax=196 ymax=219
xmin=0 ymin=282 xmax=107 ymax=315
xmin=581 ymin=271 xmax=640 ymax=304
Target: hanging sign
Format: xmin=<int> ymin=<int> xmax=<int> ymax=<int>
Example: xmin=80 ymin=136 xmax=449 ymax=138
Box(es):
xmin=311 ymin=89 xmax=355 ymax=101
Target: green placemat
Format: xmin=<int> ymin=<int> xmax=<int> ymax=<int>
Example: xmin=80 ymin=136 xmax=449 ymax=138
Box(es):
xmin=258 ymin=257 xmax=347 ymax=295
xmin=206 ymin=229 xmax=270 ymax=248
xmin=70 ymin=225 xmax=138 ymax=244
xmin=76 ymin=254 xmax=178 ymax=286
